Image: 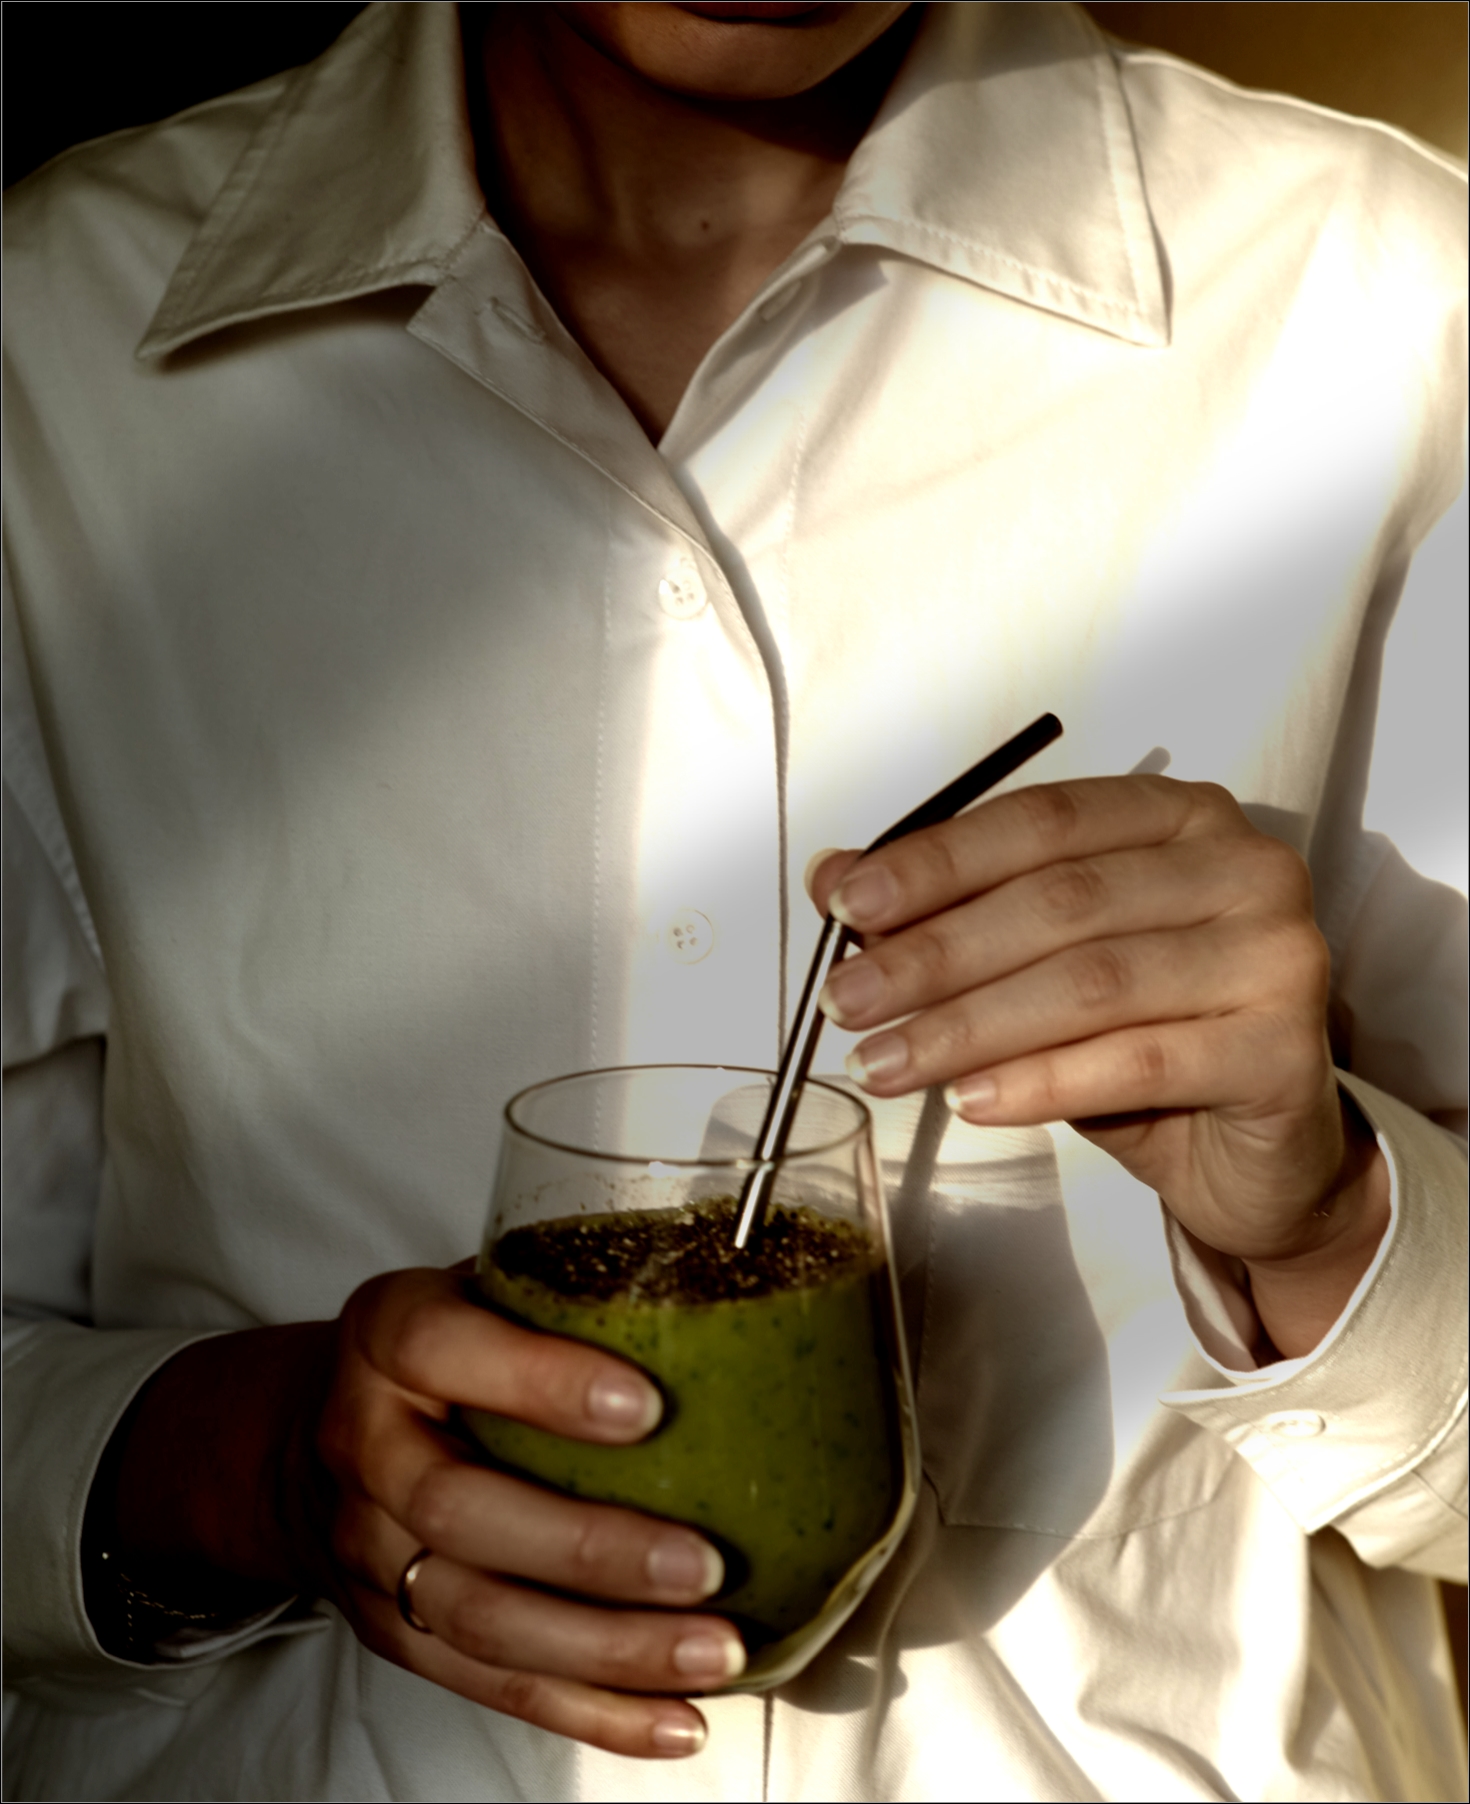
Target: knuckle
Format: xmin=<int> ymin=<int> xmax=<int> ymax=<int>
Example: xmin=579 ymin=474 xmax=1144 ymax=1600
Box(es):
xmin=1185 ymin=781 xmax=1246 ymax=834
xmin=928 ymin=1008 xmax=984 ymax=1073
xmin=493 ymin=1667 xmax=547 ymax=1722
xmin=1232 ymin=824 xmax=1303 ymax=885
xmin=1066 ymin=942 xmax=1131 ymax=1010
xmin=514 ymin=1336 xmax=580 ymax=1415
xmin=1126 ymin=1032 xmax=1171 ymax=1093
xmin=1261 ymin=842 xmax=1314 ymax=912
xmin=404 ymin=1461 xmax=462 ymax=1548
xmin=900 ymin=917 xmax=956 ymax=990
xmin=910 ymin=826 xmax=962 ymax=898
xmin=1190 ymin=780 xmax=1239 ymax=817
xmin=391 ymin=1296 xmax=451 ymax=1392
xmin=594 ymin=1622 xmax=645 ymax=1681
xmin=1236 ymin=832 xmax=1284 ymax=886
xmin=446 ymin=1583 xmax=506 ymax=1660
xmin=564 ymin=1510 xmax=615 ymax=1584
xmin=1256 ymin=910 xmax=1328 ymax=986
xmin=315 ymin=1378 xmax=380 ymax=1484
xmin=1029 ymin=1060 xmax=1067 ymax=1121
xmin=1016 ymin=783 xmax=1083 ymax=851
xmin=1286 ymin=861 xmax=1316 ymax=916
xmin=1035 ymin=858 xmax=1108 ymax=925
xmin=1286 ymin=919 xmax=1332 ymax=1000
xmin=315 ymin=1407 xmax=359 ymax=1484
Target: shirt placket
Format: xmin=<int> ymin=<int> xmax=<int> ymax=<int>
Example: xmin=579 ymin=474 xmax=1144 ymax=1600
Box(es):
xmin=409 ymin=226 xmax=786 ymax=1074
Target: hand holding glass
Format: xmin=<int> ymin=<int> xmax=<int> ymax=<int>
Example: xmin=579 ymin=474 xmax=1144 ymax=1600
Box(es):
xmin=465 ymin=1064 xmax=919 ymax=1691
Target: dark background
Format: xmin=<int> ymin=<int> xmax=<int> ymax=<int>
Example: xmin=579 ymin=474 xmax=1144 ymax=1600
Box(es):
xmin=3 ymin=4 xmax=367 ymax=187
xmin=2 ymin=3 xmax=1466 ymax=189
xmin=3 ymin=0 xmax=1466 ymax=1720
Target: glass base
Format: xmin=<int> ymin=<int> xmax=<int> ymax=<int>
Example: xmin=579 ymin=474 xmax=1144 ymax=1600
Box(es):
xmin=719 ymin=1473 xmax=918 ymax=1692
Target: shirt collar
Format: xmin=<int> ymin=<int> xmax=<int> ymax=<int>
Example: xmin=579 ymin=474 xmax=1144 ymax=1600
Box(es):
xmin=138 ymin=2 xmax=1167 ymax=362
xmin=137 ymin=4 xmax=483 ymax=360
xmin=837 ymin=3 xmax=1168 ymax=346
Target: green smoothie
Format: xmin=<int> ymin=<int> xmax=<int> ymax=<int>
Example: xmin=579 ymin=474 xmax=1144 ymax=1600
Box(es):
xmin=465 ymin=1195 xmax=905 ymax=1646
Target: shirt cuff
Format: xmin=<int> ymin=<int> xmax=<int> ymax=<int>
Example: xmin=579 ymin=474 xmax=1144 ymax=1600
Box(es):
xmin=1159 ymin=1071 xmax=1468 ymax=1533
xmin=2 ymin=1319 xmax=325 ymax=1688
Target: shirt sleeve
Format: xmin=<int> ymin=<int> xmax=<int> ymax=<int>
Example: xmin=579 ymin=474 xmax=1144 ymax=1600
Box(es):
xmin=1159 ymin=410 xmax=1468 ymax=1579
xmin=1164 ymin=1070 xmax=1466 ymax=1578
xmin=1162 ymin=889 xmax=1468 ymax=1576
xmin=3 ymin=574 xmax=307 ymax=1684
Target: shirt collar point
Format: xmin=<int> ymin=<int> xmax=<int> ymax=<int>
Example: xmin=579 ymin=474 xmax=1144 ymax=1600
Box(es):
xmin=135 ymin=261 xmax=452 ymax=363
xmin=836 ymin=213 xmax=1169 ymax=349
xmin=134 ymin=4 xmax=479 ymax=363
xmin=1117 ymin=298 xmax=1171 ymax=351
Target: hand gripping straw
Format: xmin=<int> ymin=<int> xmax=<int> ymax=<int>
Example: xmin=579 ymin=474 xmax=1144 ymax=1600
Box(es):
xmin=733 ymin=713 xmax=1064 ymax=1249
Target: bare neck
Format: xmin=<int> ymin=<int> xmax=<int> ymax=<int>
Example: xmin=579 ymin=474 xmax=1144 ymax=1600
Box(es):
xmin=465 ymin=8 xmax=916 ymax=439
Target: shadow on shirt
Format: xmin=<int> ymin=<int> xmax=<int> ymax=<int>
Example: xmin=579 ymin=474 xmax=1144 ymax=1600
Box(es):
xmin=781 ymin=1103 xmax=1116 ymax=1712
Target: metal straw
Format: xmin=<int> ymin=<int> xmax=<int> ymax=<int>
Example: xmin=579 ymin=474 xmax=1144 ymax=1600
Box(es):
xmin=732 ymin=712 xmax=1064 ymax=1249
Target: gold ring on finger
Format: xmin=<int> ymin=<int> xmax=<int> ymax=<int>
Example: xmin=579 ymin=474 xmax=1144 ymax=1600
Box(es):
xmin=396 ymin=1546 xmax=434 ymax=1634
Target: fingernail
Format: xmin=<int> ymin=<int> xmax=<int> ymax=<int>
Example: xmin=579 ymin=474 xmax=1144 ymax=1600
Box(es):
xmin=673 ymin=1633 xmax=747 ymax=1681
xmin=652 ymin=1716 xmax=707 ymax=1754
xmin=803 ymin=846 xmax=845 ymax=900
xmin=846 ymin=1033 xmax=909 ymax=1087
xmin=647 ymin=1535 xmax=724 ymax=1600
xmin=830 ymin=863 xmax=898 ymax=929
xmin=819 ymin=959 xmax=884 ymax=1027
xmin=945 ymin=1075 xmax=998 ymax=1118
xmin=586 ymin=1372 xmax=662 ymax=1435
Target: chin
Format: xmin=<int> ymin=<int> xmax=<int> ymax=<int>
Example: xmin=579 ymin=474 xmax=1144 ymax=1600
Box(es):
xmin=565 ymin=1 xmax=907 ymax=103
xmin=674 ymin=4 xmax=833 ymax=21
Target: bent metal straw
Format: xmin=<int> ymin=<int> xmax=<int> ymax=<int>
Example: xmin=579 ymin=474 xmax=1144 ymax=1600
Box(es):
xmin=733 ymin=713 xmax=1064 ymax=1250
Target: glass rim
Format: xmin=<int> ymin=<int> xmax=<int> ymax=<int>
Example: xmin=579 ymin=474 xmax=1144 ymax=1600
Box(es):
xmin=501 ymin=1063 xmax=873 ymax=1167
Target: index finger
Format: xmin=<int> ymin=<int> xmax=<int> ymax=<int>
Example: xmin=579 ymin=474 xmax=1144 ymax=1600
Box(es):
xmin=351 ymin=1269 xmax=663 ymax=1444
xmin=827 ymin=776 xmax=1243 ymax=933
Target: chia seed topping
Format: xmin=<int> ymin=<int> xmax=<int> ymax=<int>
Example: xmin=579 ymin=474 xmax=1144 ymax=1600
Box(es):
xmin=491 ymin=1195 xmax=875 ymax=1304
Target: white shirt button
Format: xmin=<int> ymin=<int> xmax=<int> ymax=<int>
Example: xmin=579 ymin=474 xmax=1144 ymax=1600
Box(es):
xmin=665 ymin=910 xmax=715 ymax=964
xmin=658 ymin=558 xmax=707 ymax=619
xmin=1261 ymin=1410 xmax=1326 ymax=1438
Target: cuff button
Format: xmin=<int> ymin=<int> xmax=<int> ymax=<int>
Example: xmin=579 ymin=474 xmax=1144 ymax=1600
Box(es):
xmin=1262 ymin=1410 xmax=1326 ymax=1438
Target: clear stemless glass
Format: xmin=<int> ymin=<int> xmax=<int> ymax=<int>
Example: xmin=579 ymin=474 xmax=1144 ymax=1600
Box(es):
xmin=463 ymin=1064 xmax=920 ymax=1693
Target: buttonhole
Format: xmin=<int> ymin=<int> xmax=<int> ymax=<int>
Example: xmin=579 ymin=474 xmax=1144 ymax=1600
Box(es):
xmin=488 ymin=297 xmax=547 ymax=344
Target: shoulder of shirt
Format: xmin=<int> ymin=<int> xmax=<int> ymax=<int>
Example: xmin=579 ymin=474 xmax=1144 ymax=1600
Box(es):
xmin=1099 ymin=33 xmax=1467 ymax=234
xmin=2 ymin=69 xmax=298 ymax=376
xmin=3 ymin=66 xmax=294 ymax=251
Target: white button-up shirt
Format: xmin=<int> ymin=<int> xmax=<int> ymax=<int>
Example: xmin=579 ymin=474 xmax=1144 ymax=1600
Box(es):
xmin=4 ymin=6 xmax=1466 ymax=1799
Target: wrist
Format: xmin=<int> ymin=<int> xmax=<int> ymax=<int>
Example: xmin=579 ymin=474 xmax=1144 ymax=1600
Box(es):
xmin=112 ymin=1322 xmax=338 ymax=1592
xmin=1242 ymin=1089 xmax=1391 ymax=1360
